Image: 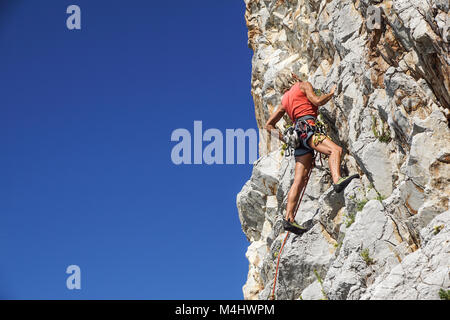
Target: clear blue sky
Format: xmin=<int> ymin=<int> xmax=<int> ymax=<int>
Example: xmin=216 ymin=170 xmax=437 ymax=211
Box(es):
xmin=0 ymin=0 xmax=256 ymax=299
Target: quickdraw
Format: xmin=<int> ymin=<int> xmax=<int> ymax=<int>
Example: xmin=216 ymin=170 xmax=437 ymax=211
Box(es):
xmin=312 ymin=117 xmax=332 ymax=145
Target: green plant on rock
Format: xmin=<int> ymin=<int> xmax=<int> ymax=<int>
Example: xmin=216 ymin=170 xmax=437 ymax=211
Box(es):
xmin=366 ymin=183 xmax=387 ymax=203
xmin=345 ymin=212 xmax=356 ymax=228
xmin=361 ymin=248 xmax=374 ymax=265
xmin=378 ymin=131 xmax=391 ymax=143
xmin=433 ymin=225 xmax=444 ymax=235
xmin=334 ymin=240 xmax=343 ymax=249
xmin=372 ymin=115 xmax=392 ymax=143
xmin=438 ymin=289 xmax=450 ymax=300
xmin=314 ymin=88 xmax=323 ymax=96
xmin=313 ymin=269 xmax=328 ymax=300
xmin=371 ymin=115 xmax=378 ymax=138
xmin=356 ymin=198 xmax=369 ymax=212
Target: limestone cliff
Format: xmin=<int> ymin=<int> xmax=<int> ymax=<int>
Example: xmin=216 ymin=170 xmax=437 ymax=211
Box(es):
xmin=237 ymin=0 xmax=449 ymax=300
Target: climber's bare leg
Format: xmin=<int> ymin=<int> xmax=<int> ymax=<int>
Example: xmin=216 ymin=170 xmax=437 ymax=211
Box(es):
xmin=285 ymin=152 xmax=313 ymax=222
xmin=307 ymin=135 xmax=342 ymax=184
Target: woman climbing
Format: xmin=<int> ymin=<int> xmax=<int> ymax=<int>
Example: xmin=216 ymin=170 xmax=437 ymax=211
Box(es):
xmin=264 ymin=70 xmax=359 ymax=235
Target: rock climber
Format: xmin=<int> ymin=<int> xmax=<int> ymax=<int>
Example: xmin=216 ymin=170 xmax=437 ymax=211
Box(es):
xmin=264 ymin=70 xmax=359 ymax=235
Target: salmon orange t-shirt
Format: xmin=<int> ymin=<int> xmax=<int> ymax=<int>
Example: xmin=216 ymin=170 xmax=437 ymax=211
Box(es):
xmin=281 ymin=83 xmax=318 ymax=122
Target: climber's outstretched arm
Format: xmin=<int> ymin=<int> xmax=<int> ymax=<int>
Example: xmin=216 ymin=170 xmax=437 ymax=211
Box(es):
xmin=304 ymin=82 xmax=336 ymax=106
xmin=265 ymin=105 xmax=286 ymax=142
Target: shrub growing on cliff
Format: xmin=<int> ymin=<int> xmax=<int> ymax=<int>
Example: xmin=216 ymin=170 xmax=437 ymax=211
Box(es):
xmin=345 ymin=212 xmax=356 ymax=228
xmin=434 ymin=225 xmax=444 ymax=235
xmin=371 ymin=115 xmax=392 ymax=143
xmin=438 ymin=289 xmax=450 ymax=300
xmin=361 ymin=248 xmax=374 ymax=265
xmin=313 ymin=269 xmax=328 ymax=300
xmin=356 ymin=198 xmax=369 ymax=211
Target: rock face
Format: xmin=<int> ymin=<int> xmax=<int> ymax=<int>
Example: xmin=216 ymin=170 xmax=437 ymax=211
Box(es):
xmin=238 ymin=0 xmax=449 ymax=300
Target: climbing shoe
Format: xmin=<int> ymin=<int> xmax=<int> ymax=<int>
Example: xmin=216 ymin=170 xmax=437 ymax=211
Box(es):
xmin=333 ymin=174 xmax=360 ymax=193
xmin=282 ymin=219 xmax=309 ymax=236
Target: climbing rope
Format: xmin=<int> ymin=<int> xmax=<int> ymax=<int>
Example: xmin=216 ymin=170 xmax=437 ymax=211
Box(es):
xmin=270 ymin=154 xmax=316 ymax=300
xmin=269 ymin=113 xmax=332 ymax=300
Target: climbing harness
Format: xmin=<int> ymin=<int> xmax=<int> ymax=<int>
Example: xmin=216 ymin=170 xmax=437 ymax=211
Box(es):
xmin=283 ymin=114 xmax=332 ymax=158
xmin=269 ymin=153 xmax=316 ymax=300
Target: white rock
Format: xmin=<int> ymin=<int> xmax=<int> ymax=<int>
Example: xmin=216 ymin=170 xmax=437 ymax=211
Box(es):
xmin=238 ymin=0 xmax=450 ymax=300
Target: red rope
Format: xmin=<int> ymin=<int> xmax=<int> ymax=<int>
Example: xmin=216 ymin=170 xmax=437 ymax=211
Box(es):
xmin=270 ymin=156 xmax=315 ymax=300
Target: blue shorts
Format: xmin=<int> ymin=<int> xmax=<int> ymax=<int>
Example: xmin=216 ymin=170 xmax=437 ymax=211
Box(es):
xmin=294 ymin=118 xmax=316 ymax=157
xmin=294 ymin=131 xmax=314 ymax=156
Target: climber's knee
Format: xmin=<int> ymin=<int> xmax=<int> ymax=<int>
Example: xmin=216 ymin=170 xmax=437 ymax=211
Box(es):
xmin=331 ymin=145 xmax=342 ymax=157
xmin=300 ymin=171 xmax=309 ymax=185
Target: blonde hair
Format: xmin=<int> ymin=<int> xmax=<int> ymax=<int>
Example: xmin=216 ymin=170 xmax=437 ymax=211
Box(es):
xmin=274 ymin=69 xmax=305 ymax=93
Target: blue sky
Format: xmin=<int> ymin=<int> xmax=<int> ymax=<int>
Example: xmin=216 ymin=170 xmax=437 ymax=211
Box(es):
xmin=0 ymin=0 xmax=257 ymax=299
